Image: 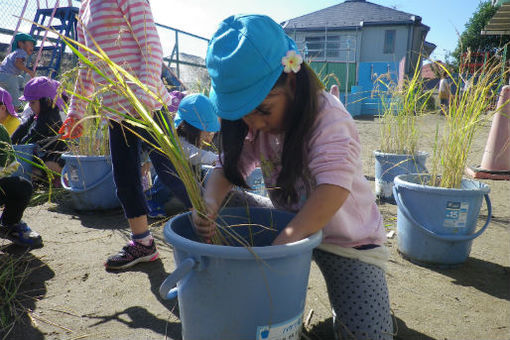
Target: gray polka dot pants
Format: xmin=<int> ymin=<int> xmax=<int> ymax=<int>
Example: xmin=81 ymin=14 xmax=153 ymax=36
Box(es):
xmin=313 ymin=249 xmax=394 ymax=340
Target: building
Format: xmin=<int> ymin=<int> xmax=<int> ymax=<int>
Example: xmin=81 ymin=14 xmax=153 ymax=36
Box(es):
xmin=282 ymin=0 xmax=435 ymax=115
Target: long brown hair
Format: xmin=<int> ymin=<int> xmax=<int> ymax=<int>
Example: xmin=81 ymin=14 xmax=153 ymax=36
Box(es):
xmin=220 ymin=62 xmax=324 ymax=204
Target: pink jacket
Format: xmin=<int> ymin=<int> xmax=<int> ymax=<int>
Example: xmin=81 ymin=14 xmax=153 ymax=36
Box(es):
xmin=68 ymin=0 xmax=171 ymax=120
xmin=235 ymin=91 xmax=386 ymax=248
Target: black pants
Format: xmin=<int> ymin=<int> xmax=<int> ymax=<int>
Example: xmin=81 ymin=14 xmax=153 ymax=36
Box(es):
xmin=109 ymin=117 xmax=191 ymax=219
xmin=0 ymin=176 xmax=33 ymax=225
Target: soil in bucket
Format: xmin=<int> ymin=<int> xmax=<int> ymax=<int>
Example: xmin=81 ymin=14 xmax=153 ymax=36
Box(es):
xmin=162 ymin=207 xmax=322 ymax=340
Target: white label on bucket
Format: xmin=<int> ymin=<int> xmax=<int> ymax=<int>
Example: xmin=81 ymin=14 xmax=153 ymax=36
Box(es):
xmin=444 ymin=201 xmax=469 ymax=228
xmin=70 ymin=166 xmax=79 ymax=182
xmin=256 ymin=312 xmax=303 ymax=340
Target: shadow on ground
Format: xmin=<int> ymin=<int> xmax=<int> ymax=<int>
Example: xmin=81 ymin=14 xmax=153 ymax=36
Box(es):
xmin=304 ymin=316 xmax=432 ymax=340
xmin=393 ymin=316 xmax=435 ymax=340
xmin=432 ymin=257 xmax=510 ymax=301
xmin=84 ymin=305 xmax=181 ymax=339
xmin=87 ymin=258 xmax=182 ymax=339
xmin=0 ymin=246 xmax=55 ymax=340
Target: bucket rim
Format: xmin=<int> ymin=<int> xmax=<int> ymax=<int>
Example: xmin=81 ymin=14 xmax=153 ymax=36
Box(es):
xmin=373 ymin=150 xmax=428 ymax=158
xmin=61 ymin=153 xmax=111 ymax=161
xmin=394 ymin=173 xmax=490 ymax=194
xmin=164 ymin=208 xmax=323 ymax=260
xmin=12 ymin=143 xmax=36 ymax=150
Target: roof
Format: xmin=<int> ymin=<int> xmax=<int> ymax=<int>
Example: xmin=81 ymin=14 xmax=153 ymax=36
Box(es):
xmin=282 ymin=0 xmax=423 ymax=31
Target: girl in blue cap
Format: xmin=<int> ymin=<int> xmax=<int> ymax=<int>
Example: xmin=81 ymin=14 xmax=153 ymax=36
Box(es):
xmin=146 ymin=93 xmax=220 ymax=218
xmin=193 ymin=14 xmax=393 ymax=340
xmin=0 ymin=33 xmax=36 ymax=112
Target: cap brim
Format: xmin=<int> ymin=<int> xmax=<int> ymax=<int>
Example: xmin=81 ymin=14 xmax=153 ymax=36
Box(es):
xmin=18 ymin=94 xmax=36 ymax=101
xmin=209 ymin=64 xmax=284 ymax=121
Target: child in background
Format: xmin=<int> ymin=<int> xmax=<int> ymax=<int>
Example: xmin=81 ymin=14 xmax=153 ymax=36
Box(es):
xmin=60 ymin=0 xmax=192 ymax=270
xmin=0 ymin=124 xmax=42 ymax=248
xmin=0 ymin=33 xmax=36 ymax=112
xmin=11 ymin=77 xmax=67 ymax=177
xmin=438 ymin=72 xmax=451 ymax=114
xmin=193 ymin=15 xmax=393 ymax=340
xmin=146 ymin=93 xmax=219 ymax=218
xmin=0 ymin=87 xmax=21 ymax=135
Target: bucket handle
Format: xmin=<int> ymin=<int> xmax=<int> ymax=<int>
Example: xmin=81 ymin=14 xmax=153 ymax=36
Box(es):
xmin=159 ymin=257 xmax=196 ymax=300
xmin=393 ymin=187 xmax=492 ymax=242
xmin=61 ymin=163 xmax=113 ymax=193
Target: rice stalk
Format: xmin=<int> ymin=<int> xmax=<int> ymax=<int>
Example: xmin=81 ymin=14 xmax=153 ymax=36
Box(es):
xmin=375 ymin=57 xmax=433 ymax=155
xmin=45 ymin=21 xmax=241 ymax=244
xmin=428 ymin=49 xmax=510 ymax=188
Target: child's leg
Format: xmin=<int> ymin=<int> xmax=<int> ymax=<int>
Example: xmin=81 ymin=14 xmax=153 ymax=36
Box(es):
xmin=105 ymin=121 xmax=158 ymax=270
xmin=140 ymin=112 xmax=192 ymax=208
xmin=0 ymin=73 xmax=22 ymax=110
xmin=313 ymin=249 xmax=393 ymax=340
xmin=109 ymin=120 xmax=147 ymax=219
xmin=0 ymin=176 xmax=32 ymax=224
xmin=0 ymin=176 xmax=42 ymax=247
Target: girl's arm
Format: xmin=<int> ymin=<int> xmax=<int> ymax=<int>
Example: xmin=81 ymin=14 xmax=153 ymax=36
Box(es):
xmin=272 ymin=184 xmax=350 ymax=245
xmin=192 ymin=167 xmax=233 ymax=240
xmin=14 ymin=58 xmax=35 ymax=78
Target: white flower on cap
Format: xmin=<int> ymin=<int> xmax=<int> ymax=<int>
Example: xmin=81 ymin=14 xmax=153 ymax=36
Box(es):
xmin=281 ymin=50 xmax=303 ymax=74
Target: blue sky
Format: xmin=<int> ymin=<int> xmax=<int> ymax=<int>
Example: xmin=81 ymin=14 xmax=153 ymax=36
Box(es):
xmin=150 ymin=0 xmax=484 ymax=61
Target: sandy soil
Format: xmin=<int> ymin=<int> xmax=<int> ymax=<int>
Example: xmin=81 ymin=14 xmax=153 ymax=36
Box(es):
xmin=2 ymin=114 xmax=509 ymax=340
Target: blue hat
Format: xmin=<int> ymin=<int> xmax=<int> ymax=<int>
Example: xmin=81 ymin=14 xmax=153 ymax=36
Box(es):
xmin=206 ymin=14 xmax=298 ymax=121
xmin=11 ymin=33 xmax=36 ymax=51
xmin=175 ymin=94 xmax=220 ymax=132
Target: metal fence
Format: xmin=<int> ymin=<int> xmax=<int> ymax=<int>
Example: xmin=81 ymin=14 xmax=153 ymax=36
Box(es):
xmin=0 ymin=0 xmax=210 ymax=89
xmin=0 ymin=0 xmax=81 ymax=46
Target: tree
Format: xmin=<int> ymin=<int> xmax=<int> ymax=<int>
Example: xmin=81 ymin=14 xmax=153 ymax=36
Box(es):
xmin=452 ymin=1 xmax=510 ymax=65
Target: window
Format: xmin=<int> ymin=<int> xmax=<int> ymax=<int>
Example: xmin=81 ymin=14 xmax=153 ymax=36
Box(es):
xmin=304 ymin=34 xmax=355 ymax=62
xmin=384 ymin=30 xmax=396 ymax=54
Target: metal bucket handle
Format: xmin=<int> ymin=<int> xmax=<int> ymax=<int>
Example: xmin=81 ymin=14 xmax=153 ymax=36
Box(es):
xmin=393 ymin=186 xmax=492 ymax=242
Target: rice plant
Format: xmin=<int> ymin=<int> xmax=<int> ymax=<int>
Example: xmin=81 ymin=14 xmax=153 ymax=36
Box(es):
xmin=35 ymin=21 xmax=272 ymax=245
xmin=428 ymin=50 xmax=509 ymax=188
xmin=375 ymin=58 xmax=434 ymax=155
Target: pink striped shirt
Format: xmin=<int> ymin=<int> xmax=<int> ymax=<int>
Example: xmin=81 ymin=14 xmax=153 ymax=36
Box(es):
xmin=68 ymin=0 xmax=172 ymax=119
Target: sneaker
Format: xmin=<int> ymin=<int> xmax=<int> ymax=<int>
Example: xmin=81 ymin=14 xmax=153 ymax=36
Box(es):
xmin=147 ymin=199 xmax=166 ymax=219
xmin=0 ymin=222 xmax=43 ymax=248
xmin=105 ymin=240 xmax=159 ymax=270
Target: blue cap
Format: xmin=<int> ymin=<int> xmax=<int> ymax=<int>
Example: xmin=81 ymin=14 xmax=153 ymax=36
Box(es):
xmin=11 ymin=33 xmax=36 ymax=51
xmin=175 ymin=94 xmax=220 ymax=132
xmin=206 ymin=14 xmax=298 ymax=121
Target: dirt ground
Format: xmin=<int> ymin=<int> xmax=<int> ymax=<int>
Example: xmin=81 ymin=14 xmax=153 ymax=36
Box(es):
xmin=2 ymin=114 xmax=509 ymax=340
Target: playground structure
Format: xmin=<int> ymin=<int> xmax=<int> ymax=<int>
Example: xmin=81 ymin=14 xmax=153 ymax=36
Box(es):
xmin=0 ymin=0 xmax=209 ymax=90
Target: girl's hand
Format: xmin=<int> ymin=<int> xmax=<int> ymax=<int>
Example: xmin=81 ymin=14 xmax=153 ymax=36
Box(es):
xmin=28 ymin=70 xmax=35 ymax=78
xmin=272 ymin=224 xmax=305 ymax=245
xmin=192 ymin=207 xmax=218 ymax=242
xmin=59 ymin=115 xmax=83 ymax=139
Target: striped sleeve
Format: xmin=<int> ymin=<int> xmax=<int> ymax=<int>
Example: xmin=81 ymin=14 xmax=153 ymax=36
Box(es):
xmin=68 ymin=3 xmax=95 ymax=119
xmin=118 ymin=0 xmax=164 ymax=111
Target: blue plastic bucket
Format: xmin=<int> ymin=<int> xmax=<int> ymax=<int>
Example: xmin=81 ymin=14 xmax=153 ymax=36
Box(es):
xmin=160 ymin=207 xmax=322 ymax=340
xmin=61 ymin=153 xmax=120 ymax=210
xmin=11 ymin=144 xmax=35 ymax=181
xmin=374 ymin=151 xmax=428 ymax=204
xmin=393 ymin=174 xmax=491 ymax=266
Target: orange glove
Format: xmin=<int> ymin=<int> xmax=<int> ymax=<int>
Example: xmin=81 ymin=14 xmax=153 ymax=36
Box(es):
xmin=59 ymin=116 xmax=83 ymax=139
